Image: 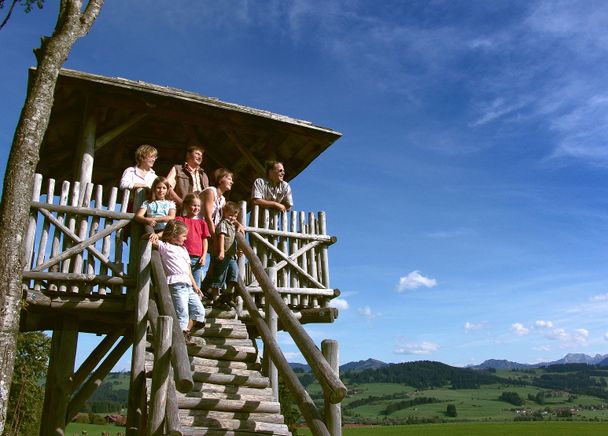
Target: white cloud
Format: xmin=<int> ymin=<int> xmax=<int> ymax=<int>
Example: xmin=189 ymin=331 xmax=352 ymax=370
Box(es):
xmin=358 ymin=305 xmax=378 ymax=322
xmin=464 ymin=321 xmax=487 ymax=332
xmin=329 ymin=298 xmax=349 ymax=310
xmin=534 ymin=320 xmax=554 ymax=329
xmin=511 ymin=323 xmax=530 ymax=336
xmin=591 ymin=293 xmax=608 ymax=302
xmin=396 ymin=270 xmax=437 ymax=292
xmin=395 ymin=341 xmax=439 ymax=355
xmin=544 ymin=327 xmax=588 ymax=346
xmin=604 ymin=332 xmax=608 ymax=341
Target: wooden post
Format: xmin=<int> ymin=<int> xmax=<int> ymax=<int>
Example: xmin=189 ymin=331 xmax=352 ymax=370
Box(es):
xmin=265 ymin=267 xmax=279 ymax=401
xmin=127 ymin=238 xmax=151 ymax=435
xmin=319 ymin=211 xmax=331 ymax=288
xmin=322 ymin=339 xmax=342 ymax=436
xmin=40 ymin=318 xmax=78 ymax=436
xmin=75 ymin=100 xmax=97 ymax=190
xmin=23 ymin=174 xmax=43 ymax=271
xmin=148 ymin=316 xmax=173 ymax=436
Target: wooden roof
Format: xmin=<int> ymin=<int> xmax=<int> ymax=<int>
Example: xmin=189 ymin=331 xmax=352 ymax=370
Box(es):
xmin=35 ymin=68 xmax=341 ymax=201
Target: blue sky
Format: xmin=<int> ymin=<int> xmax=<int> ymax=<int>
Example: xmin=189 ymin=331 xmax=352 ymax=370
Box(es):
xmin=2 ymin=0 xmax=608 ymax=369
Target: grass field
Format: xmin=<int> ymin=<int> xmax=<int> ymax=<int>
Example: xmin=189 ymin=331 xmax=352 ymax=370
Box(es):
xmin=65 ymin=422 xmax=125 ymax=435
xmin=299 ymin=422 xmax=608 ymax=436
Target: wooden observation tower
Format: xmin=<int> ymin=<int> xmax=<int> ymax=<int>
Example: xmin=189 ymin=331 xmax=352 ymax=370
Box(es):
xmin=20 ymin=69 xmax=346 ymax=435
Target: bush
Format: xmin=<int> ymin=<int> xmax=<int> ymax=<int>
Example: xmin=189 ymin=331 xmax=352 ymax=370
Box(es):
xmin=499 ymin=391 xmax=524 ymax=406
xmin=446 ymin=404 xmax=457 ymax=417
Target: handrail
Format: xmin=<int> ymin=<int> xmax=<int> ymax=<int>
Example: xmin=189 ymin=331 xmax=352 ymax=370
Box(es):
xmin=236 ymin=232 xmax=347 ymax=404
xmin=149 ymin=249 xmax=194 ymax=393
xmin=235 ymin=277 xmax=330 ymax=436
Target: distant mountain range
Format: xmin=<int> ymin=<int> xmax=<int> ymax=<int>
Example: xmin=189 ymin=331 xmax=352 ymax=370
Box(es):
xmin=468 ymin=353 xmax=608 ymax=370
xmin=290 ymin=352 xmax=608 ymax=373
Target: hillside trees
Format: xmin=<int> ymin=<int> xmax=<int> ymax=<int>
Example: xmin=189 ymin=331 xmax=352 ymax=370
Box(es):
xmin=0 ymin=1 xmax=104 ymax=431
xmin=5 ymin=332 xmax=50 ymax=435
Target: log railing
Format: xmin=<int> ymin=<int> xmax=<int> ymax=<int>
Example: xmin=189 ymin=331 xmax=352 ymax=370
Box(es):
xmin=243 ymin=204 xmax=339 ymax=312
xmin=236 ymin=232 xmax=346 ymax=435
xmin=23 ymin=173 xmax=135 ymax=296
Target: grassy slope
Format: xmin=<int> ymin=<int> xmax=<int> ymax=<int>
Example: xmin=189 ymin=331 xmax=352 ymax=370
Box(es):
xmin=299 ymin=422 xmax=608 ymax=436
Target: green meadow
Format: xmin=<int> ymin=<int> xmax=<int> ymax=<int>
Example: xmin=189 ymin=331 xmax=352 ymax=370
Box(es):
xmin=300 ymin=422 xmax=608 ymax=436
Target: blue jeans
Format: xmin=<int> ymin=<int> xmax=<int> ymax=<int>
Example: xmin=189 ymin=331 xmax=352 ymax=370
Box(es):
xmin=168 ymin=282 xmax=205 ymax=330
xmin=202 ymin=256 xmax=239 ymax=291
xmin=190 ymin=256 xmax=208 ymax=288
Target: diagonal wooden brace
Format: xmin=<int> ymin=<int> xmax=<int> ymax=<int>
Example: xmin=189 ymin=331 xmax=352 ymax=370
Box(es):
xmin=249 ymin=231 xmax=325 ymax=288
xmin=32 ymin=208 xmax=129 ymax=276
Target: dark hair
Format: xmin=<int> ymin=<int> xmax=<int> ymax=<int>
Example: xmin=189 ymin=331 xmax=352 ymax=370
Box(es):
xmin=186 ymin=145 xmax=205 ymax=155
xmin=161 ymin=220 xmax=188 ymax=243
xmin=149 ymin=177 xmax=170 ymax=201
xmin=265 ymin=160 xmax=283 ymax=177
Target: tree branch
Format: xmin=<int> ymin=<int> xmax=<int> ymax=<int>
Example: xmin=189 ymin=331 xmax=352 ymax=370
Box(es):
xmin=0 ymin=0 xmax=19 ymax=30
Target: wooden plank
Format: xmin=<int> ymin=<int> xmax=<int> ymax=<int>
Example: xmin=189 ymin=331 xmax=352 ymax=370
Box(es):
xmin=319 ymin=211 xmax=331 ymax=289
xmin=73 ymin=331 xmax=123 ymax=388
xmin=22 ymin=271 xmax=134 ymax=285
xmin=243 ymin=225 xmax=334 ymax=242
xmin=87 ymin=184 xmax=104 ymax=294
xmin=30 ymin=200 xmax=135 ymax=220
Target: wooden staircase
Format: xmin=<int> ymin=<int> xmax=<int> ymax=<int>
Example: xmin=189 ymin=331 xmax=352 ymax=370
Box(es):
xmin=147 ymin=307 xmax=292 ymax=435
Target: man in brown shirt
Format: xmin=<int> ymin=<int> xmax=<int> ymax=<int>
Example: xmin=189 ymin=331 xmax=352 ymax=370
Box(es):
xmin=166 ymin=145 xmax=210 ymax=211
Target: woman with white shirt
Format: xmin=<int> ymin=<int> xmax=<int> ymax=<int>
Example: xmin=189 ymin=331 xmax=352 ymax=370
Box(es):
xmin=119 ymin=144 xmax=158 ymax=190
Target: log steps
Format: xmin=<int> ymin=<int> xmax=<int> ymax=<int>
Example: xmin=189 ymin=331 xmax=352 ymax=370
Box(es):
xmin=146 ymin=307 xmax=291 ymax=435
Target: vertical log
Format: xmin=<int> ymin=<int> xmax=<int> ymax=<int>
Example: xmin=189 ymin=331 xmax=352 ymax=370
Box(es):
xmin=127 ymin=238 xmax=151 ymax=434
xmin=280 ymin=211 xmax=289 ymax=289
xmin=322 ymin=339 xmax=342 ymax=436
xmin=34 ymin=178 xmax=55 ymax=291
xmin=265 ymin=267 xmax=279 ymax=402
xmin=75 ymin=100 xmax=97 ymax=191
xmin=319 ymin=211 xmax=331 ymax=289
xmin=39 ymin=318 xmax=78 ymax=436
xmin=290 ymin=211 xmax=299 ymax=289
xmin=114 ymin=189 xmax=130 ymax=290
xmin=237 ymin=201 xmax=248 ymax=313
xmin=22 ymin=173 xmax=43 ymax=271
xmin=60 ymin=182 xmax=80 ymax=292
xmin=72 ymin=182 xmax=93 ymax=293
xmin=87 ymin=184 xmax=103 ymax=294
xmin=99 ymin=187 xmax=118 ymax=295
xmin=148 ymin=316 xmax=173 ymax=436
xmin=299 ymin=211 xmax=309 ymax=306
xmin=260 ymin=208 xmax=269 ymax=269
xmin=49 ymin=180 xmax=70 ymax=292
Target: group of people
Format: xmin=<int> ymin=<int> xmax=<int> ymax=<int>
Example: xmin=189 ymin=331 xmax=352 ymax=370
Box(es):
xmin=120 ymin=144 xmax=293 ymax=340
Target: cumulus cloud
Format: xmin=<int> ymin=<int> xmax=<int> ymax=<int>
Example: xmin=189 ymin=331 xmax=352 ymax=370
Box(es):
xmin=511 ymin=323 xmax=530 ymax=336
xmin=329 ymin=298 xmax=349 ymax=310
xmin=395 ymin=341 xmax=439 ymax=355
xmin=396 ymin=270 xmax=437 ymax=292
xmin=464 ymin=321 xmax=487 ymax=332
xmin=535 ymin=320 xmax=554 ymax=329
xmin=544 ymin=327 xmax=588 ymax=346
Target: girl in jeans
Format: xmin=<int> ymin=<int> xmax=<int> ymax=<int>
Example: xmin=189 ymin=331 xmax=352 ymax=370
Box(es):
xmin=150 ymin=220 xmax=205 ymax=340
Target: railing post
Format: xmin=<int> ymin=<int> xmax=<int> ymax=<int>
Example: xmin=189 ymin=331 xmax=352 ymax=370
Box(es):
xmin=322 ymin=339 xmax=342 ymax=436
xmin=127 ymin=238 xmax=151 ymax=435
xmin=149 ymin=316 xmax=173 ymax=436
xmin=265 ymin=266 xmax=279 ymax=401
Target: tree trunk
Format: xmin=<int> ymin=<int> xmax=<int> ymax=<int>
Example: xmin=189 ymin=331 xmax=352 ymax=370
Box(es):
xmin=0 ymin=1 xmax=104 ymax=432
